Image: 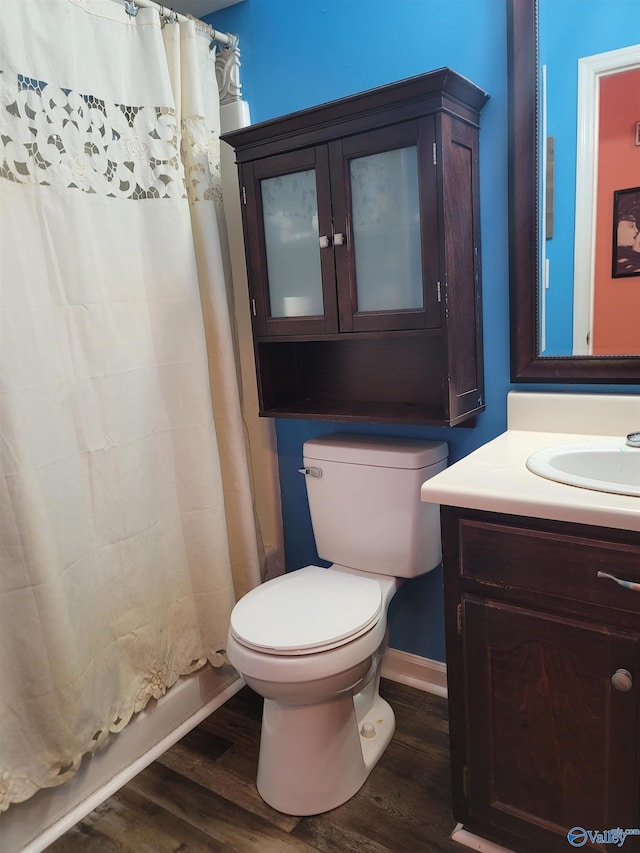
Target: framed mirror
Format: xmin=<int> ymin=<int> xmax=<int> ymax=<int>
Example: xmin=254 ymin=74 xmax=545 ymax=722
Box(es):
xmin=507 ymin=0 xmax=640 ymax=381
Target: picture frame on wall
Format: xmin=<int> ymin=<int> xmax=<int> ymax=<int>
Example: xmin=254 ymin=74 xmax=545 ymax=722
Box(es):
xmin=612 ymin=186 xmax=640 ymax=277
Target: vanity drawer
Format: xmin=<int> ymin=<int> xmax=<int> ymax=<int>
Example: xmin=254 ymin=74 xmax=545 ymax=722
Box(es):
xmin=458 ymin=518 xmax=640 ymax=615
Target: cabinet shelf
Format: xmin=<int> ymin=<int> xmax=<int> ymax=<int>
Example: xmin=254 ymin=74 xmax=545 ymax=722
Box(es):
xmin=255 ymin=327 xmax=442 ymax=344
xmin=255 ymin=332 xmax=482 ymax=427
xmin=259 ymin=398 xmax=467 ymax=426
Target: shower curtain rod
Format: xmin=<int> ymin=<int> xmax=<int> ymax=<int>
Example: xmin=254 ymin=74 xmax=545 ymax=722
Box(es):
xmin=122 ymin=0 xmax=234 ymax=46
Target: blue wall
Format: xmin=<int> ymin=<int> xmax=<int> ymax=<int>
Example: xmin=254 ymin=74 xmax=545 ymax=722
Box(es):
xmin=207 ymin=0 xmax=638 ymax=663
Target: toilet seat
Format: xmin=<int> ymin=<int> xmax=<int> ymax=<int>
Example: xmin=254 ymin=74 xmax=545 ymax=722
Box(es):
xmin=230 ymin=565 xmax=382 ymax=655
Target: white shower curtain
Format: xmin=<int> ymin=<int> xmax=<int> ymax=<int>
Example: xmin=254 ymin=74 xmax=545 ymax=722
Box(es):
xmin=0 ymin=0 xmax=261 ymax=812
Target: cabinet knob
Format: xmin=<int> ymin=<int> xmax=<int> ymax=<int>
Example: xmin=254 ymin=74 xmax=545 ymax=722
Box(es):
xmin=611 ymin=669 xmax=633 ymax=692
xmin=334 ymin=232 xmax=345 ymax=246
xmin=319 ymin=235 xmax=331 ymax=249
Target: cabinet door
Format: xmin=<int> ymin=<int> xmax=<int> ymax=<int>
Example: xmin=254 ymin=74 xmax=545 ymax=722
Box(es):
xmin=329 ymin=118 xmax=440 ymax=333
xmin=463 ymin=596 xmax=639 ymax=852
xmin=241 ymin=148 xmax=338 ymax=337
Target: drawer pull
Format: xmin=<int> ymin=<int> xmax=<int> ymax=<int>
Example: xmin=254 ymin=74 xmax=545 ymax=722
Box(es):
xmin=597 ymin=571 xmax=640 ymax=592
xmin=612 ymin=669 xmax=633 ymax=692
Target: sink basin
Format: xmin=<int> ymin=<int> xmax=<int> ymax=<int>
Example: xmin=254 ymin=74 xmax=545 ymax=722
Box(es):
xmin=526 ymin=439 xmax=640 ymax=497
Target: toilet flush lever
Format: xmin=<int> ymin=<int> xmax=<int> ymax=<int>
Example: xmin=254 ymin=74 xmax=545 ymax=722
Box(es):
xmin=298 ymin=466 xmax=322 ymax=478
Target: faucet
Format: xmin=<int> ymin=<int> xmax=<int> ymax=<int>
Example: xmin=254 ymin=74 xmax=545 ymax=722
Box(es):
xmin=625 ymin=432 xmax=640 ymax=448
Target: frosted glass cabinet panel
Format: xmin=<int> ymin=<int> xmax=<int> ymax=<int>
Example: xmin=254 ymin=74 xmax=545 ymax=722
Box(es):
xmin=261 ymin=170 xmax=324 ymax=318
xmin=350 ymin=146 xmax=422 ymax=312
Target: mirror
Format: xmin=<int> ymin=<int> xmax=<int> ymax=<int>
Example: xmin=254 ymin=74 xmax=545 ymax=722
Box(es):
xmin=507 ymin=0 xmax=640 ymax=381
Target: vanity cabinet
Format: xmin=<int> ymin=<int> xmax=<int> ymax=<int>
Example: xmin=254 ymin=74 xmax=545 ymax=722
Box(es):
xmin=441 ymin=506 xmax=640 ymax=852
xmin=222 ymin=69 xmax=488 ymax=426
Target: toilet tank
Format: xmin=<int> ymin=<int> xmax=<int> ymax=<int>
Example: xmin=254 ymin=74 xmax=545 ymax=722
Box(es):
xmin=302 ymin=434 xmax=448 ymax=578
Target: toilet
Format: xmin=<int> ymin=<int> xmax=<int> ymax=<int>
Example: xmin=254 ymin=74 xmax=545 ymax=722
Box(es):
xmin=226 ymin=433 xmax=448 ymax=816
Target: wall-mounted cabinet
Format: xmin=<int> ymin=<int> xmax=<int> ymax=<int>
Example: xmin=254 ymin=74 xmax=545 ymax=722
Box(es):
xmin=223 ymin=69 xmax=488 ymax=426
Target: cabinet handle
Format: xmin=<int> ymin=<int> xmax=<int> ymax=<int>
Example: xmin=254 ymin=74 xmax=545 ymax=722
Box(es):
xmin=611 ymin=669 xmax=633 ymax=692
xmin=597 ymin=571 xmax=640 ymax=592
xmin=319 ymin=235 xmax=331 ymax=249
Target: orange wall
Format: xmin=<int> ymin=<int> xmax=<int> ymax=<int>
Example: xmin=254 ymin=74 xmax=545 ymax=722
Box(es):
xmin=592 ymin=68 xmax=640 ymax=354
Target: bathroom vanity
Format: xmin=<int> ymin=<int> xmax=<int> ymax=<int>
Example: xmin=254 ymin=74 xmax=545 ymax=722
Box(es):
xmin=421 ymin=393 xmax=640 ymax=853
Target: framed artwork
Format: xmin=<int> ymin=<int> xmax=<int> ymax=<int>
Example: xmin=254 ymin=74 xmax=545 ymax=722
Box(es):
xmin=612 ymin=186 xmax=640 ymax=277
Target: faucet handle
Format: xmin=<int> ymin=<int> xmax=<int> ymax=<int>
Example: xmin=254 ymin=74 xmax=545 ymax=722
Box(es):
xmin=626 ymin=432 xmax=640 ymax=448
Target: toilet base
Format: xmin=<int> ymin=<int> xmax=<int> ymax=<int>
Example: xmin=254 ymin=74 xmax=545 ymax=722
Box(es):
xmin=256 ymin=691 xmax=395 ymax=815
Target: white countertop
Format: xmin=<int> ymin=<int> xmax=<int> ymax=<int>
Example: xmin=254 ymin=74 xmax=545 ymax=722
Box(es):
xmin=420 ymin=429 xmax=640 ymax=532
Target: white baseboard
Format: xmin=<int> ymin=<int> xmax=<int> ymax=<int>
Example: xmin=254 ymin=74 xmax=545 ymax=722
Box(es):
xmin=451 ymin=823 xmax=514 ymax=853
xmin=1 ymin=667 xmax=243 ymax=853
xmin=381 ymin=647 xmax=448 ymax=698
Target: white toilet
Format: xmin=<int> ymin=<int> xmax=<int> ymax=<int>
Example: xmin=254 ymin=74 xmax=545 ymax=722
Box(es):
xmin=226 ymin=433 xmax=448 ymax=816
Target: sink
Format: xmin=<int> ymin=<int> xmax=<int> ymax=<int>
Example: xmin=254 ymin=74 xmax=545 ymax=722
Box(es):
xmin=526 ymin=439 xmax=640 ymax=497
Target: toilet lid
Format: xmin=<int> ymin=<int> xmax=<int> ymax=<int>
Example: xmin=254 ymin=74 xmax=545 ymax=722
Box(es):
xmin=230 ymin=565 xmax=383 ymax=655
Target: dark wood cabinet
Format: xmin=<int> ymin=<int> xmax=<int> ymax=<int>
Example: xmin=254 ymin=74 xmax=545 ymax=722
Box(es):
xmin=222 ymin=69 xmax=488 ymax=426
xmin=442 ymin=507 xmax=640 ymax=852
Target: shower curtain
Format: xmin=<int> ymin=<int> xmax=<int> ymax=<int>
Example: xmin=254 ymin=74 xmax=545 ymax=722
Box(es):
xmin=0 ymin=0 xmax=262 ymax=812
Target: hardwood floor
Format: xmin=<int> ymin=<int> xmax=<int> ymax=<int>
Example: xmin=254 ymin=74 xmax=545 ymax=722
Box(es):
xmin=50 ymin=679 xmax=462 ymax=852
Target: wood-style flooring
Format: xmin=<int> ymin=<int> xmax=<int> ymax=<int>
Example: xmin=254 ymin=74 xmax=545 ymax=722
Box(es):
xmin=50 ymin=679 xmax=462 ymax=852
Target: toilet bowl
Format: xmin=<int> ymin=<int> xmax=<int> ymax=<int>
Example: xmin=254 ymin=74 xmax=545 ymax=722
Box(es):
xmin=227 ymin=565 xmax=398 ymax=815
xmin=226 ymin=434 xmax=448 ymax=816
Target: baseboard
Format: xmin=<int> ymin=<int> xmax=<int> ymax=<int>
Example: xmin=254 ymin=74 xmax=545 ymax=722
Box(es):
xmin=381 ymin=648 xmax=448 ymax=698
xmin=451 ymin=823 xmax=514 ymax=853
xmin=2 ymin=667 xmax=243 ymax=853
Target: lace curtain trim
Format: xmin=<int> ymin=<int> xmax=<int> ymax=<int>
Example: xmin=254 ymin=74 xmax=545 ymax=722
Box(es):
xmin=0 ymin=68 xmax=219 ymax=205
xmin=0 ymin=650 xmax=227 ymax=813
